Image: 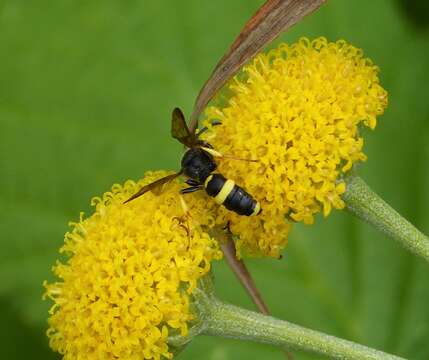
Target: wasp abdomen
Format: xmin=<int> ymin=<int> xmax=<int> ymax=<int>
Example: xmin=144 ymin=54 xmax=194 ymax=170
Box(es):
xmin=204 ymin=174 xmax=261 ymax=216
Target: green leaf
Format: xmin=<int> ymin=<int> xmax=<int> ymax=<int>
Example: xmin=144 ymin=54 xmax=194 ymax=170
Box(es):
xmin=1 ymin=0 xmax=428 ymax=359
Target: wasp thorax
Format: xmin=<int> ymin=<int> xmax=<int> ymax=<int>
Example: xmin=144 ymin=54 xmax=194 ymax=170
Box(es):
xmin=181 ymin=148 xmax=217 ymax=183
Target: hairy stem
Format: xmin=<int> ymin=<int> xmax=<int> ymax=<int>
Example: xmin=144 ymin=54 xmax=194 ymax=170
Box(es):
xmin=201 ymin=296 xmax=404 ymax=360
xmin=214 ymin=228 xmax=293 ymax=359
xmin=343 ymin=176 xmax=429 ymax=263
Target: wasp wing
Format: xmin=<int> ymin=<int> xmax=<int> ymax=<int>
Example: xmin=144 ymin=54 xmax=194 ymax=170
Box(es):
xmin=171 ymin=107 xmax=196 ymax=147
xmin=123 ymin=172 xmax=182 ymax=204
xmin=188 ymin=0 xmax=326 ymax=134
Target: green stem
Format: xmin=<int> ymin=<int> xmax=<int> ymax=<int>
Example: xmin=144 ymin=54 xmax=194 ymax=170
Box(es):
xmin=343 ymin=176 xmax=429 ymax=263
xmin=201 ymin=296 xmax=403 ymax=360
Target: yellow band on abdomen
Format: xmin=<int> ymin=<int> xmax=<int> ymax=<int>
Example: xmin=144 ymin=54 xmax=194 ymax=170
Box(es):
xmin=214 ymin=179 xmax=235 ymax=205
xmin=251 ymin=202 xmax=261 ymax=216
xmin=204 ymin=175 xmax=213 ymax=188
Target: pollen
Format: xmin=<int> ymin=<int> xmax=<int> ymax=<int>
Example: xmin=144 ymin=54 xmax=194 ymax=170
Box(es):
xmin=43 ymin=171 xmax=222 ymax=360
xmin=202 ymin=37 xmax=388 ymax=257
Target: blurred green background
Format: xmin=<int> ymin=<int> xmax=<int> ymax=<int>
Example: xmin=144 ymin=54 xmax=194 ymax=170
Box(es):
xmin=1 ymin=0 xmax=428 ymax=359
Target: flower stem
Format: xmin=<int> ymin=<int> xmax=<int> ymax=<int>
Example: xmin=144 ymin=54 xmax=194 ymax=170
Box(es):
xmin=343 ymin=176 xmax=429 ymax=263
xmin=201 ymin=297 xmax=403 ymax=360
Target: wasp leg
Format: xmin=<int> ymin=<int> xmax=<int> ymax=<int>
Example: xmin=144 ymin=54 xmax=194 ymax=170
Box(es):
xmin=223 ymin=220 xmax=231 ymax=231
xmin=172 ymin=217 xmax=190 ymax=237
xmin=196 ymin=126 xmax=209 ymax=138
xmin=180 ymin=186 xmax=202 ymax=194
xmin=196 ymin=120 xmax=222 ymax=138
xmin=178 ymin=195 xmax=193 ymax=250
xmin=185 ymin=178 xmax=200 ymax=187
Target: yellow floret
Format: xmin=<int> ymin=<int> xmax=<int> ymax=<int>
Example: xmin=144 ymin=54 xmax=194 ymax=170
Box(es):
xmin=202 ymin=37 xmax=388 ymax=257
xmin=44 ymin=171 xmax=222 ymax=360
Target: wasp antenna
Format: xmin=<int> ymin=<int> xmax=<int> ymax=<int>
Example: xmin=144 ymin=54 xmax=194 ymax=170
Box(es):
xmin=201 ymin=146 xmax=223 ymax=158
xmin=179 ymin=195 xmax=190 ymax=215
xmin=222 ymin=154 xmax=259 ymax=162
xmin=201 ymin=146 xmax=258 ymax=162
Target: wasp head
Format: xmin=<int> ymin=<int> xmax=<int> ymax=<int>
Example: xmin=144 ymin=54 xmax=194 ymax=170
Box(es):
xmin=181 ymin=148 xmax=217 ymax=183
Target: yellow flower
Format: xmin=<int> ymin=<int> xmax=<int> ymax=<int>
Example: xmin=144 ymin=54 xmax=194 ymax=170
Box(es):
xmin=44 ymin=171 xmax=222 ymax=360
xmin=202 ymin=37 xmax=388 ymax=257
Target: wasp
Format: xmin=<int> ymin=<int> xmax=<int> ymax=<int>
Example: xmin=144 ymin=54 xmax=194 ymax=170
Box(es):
xmin=124 ymin=108 xmax=261 ymax=216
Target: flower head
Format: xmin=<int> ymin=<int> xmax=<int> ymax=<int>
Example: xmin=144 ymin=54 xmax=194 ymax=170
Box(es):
xmin=202 ymin=37 xmax=388 ymax=257
xmin=44 ymin=171 xmax=222 ymax=360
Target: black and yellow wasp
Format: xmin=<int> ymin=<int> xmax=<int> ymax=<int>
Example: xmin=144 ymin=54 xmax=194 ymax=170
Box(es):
xmin=124 ymin=108 xmax=261 ymax=216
